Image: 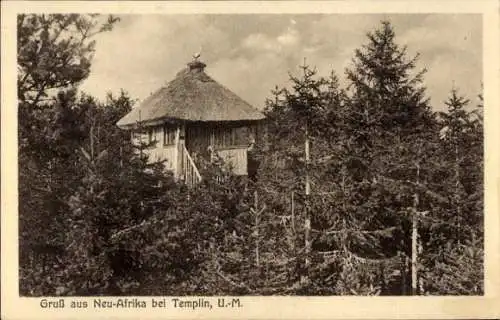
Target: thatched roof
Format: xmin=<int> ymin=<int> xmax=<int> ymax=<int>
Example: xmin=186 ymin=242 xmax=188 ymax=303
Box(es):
xmin=117 ymin=60 xmax=265 ymax=129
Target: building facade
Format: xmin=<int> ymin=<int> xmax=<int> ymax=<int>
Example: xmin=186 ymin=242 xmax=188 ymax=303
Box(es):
xmin=117 ymin=57 xmax=266 ymax=185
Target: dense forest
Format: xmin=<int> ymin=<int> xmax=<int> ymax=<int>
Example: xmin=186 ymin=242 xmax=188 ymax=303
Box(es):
xmin=18 ymin=14 xmax=483 ymax=296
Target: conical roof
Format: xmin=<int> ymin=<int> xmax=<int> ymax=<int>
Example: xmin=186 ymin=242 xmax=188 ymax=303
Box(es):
xmin=116 ymin=59 xmax=265 ymax=129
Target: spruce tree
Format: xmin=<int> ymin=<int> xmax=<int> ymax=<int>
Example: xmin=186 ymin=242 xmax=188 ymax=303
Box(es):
xmin=342 ymin=20 xmax=441 ymax=294
xmin=422 ymin=88 xmax=483 ymax=295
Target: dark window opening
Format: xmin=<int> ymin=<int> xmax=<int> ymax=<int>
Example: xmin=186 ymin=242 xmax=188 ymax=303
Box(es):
xmin=148 ymin=129 xmax=154 ymax=144
xmin=213 ymin=126 xmax=248 ymax=148
xmin=163 ymin=125 xmax=176 ymax=146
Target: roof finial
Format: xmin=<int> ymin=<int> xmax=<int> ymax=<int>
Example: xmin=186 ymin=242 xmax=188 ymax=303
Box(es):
xmin=188 ymin=49 xmax=206 ymax=72
xmin=193 ymin=52 xmax=201 ymax=62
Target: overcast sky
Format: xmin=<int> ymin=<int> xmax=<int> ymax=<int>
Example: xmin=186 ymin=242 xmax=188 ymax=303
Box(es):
xmin=80 ymin=14 xmax=482 ymax=111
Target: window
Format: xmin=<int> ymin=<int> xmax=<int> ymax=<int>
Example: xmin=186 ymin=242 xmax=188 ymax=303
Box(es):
xmin=214 ymin=127 xmax=231 ymax=147
xmin=250 ymin=122 xmax=267 ymax=145
xmin=213 ymin=126 xmax=247 ymax=148
xmin=163 ymin=125 xmax=176 ymax=146
xmin=131 ymin=132 xmax=140 ymax=143
xmin=148 ymin=129 xmax=154 ymax=144
xmin=145 ymin=128 xmax=161 ymax=146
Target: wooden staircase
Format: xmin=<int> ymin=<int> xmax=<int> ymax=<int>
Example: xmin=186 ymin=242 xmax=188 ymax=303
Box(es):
xmin=180 ymin=143 xmax=202 ymax=187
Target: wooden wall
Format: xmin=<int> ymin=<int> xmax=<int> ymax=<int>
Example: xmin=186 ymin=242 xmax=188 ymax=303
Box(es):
xmin=133 ymin=124 xmax=181 ymax=176
xmin=145 ymin=145 xmax=176 ymax=171
xmin=217 ymin=148 xmax=248 ymax=175
xmin=186 ymin=121 xmax=261 ymax=151
xmin=132 ymin=120 xmax=266 ymax=178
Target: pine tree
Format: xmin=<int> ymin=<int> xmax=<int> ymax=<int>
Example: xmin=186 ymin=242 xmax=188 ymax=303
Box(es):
xmin=18 ymin=14 xmax=119 ymax=295
xmin=421 ymin=88 xmax=483 ymax=295
xmin=341 ymin=20 xmax=442 ymax=295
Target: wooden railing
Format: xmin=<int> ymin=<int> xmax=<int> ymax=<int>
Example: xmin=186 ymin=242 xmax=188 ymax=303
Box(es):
xmin=181 ymin=143 xmax=202 ymax=187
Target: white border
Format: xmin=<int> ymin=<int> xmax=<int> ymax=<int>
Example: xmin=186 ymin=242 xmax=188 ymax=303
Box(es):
xmin=2 ymin=1 xmax=499 ymax=319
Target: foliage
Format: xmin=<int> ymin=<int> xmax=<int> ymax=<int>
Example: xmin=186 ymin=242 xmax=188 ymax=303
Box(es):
xmin=419 ymin=88 xmax=484 ymax=295
xmin=18 ymin=17 xmax=483 ymax=296
xmin=18 ymin=14 xmax=119 ymax=282
xmin=17 ymin=14 xmax=118 ymax=104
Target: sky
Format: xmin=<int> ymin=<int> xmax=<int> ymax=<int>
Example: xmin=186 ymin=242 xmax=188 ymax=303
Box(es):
xmin=80 ymin=14 xmax=483 ymax=111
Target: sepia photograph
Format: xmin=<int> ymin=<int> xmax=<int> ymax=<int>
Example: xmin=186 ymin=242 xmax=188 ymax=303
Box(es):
xmin=16 ymin=12 xmax=485 ymax=296
xmin=2 ymin=1 xmax=500 ymax=319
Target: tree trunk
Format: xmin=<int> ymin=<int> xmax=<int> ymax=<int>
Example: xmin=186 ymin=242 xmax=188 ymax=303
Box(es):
xmin=254 ymin=190 xmax=260 ymax=268
xmin=302 ymin=123 xmax=311 ymax=286
xmin=411 ymin=209 xmax=418 ymax=295
xmin=411 ymin=162 xmax=421 ymax=295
